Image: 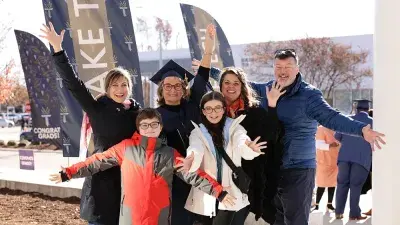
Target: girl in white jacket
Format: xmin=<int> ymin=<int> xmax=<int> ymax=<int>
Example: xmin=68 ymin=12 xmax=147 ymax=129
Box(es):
xmin=179 ymin=91 xmax=266 ymax=225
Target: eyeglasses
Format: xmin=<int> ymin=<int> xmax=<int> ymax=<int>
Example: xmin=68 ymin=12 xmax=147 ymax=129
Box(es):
xmin=163 ymin=83 xmax=183 ymax=91
xmin=274 ymin=48 xmax=296 ymax=57
xmin=139 ymin=122 xmax=160 ymax=130
xmin=203 ymin=106 xmax=224 ymax=114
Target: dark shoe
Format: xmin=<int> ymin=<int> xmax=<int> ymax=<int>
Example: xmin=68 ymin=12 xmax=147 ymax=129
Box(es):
xmin=363 ymin=209 xmax=372 ymax=216
xmin=349 ymin=216 xmax=368 ymax=220
xmin=327 ymin=204 xmax=335 ymax=212
xmin=310 ymin=204 xmax=319 ymax=212
xmin=335 ymin=214 xmax=344 ymax=219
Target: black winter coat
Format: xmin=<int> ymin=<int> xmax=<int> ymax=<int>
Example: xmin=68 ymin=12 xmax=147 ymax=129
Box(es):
xmin=237 ymin=106 xmax=283 ymax=224
xmin=53 ymin=51 xmax=140 ymax=225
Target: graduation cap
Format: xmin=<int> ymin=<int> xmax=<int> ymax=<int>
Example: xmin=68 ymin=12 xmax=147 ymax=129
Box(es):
xmin=353 ymin=99 xmax=371 ymax=109
xmin=150 ymin=60 xmax=195 ymax=85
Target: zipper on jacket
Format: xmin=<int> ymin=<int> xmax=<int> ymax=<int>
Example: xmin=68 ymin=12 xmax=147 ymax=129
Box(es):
xmin=120 ymin=195 xmax=125 ymax=216
xmin=176 ymin=129 xmax=187 ymax=150
xmin=154 ymin=154 xmax=161 ymax=178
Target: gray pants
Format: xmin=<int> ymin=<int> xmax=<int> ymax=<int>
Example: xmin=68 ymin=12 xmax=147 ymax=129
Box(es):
xmin=273 ymin=168 xmax=316 ymax=225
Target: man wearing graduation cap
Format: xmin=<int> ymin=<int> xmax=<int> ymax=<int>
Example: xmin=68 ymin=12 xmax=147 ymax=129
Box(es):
xmin=150 ymin=24 xmax=216 ymax=225
xmin=334 ymin=99 xmax=373 ymax=221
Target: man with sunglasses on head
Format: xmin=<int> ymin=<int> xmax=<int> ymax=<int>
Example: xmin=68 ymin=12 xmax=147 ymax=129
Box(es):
xmin=202 ymin=49 xmax=386 ymax=225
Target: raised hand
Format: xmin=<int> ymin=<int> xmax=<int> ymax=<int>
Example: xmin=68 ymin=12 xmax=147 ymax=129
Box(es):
xmin=204 ymin=24 xmax=216 ymax=55
xmin=174 ymin=152 xmax=195 ymax=173
xmin=245 ymin=136 xmax=267 ymax=154
xmin=362 ymin=124 xmax=386 ymax=151
xmin=266 ymin=82 xmax=286 ymax=107
xmin=39 ymin=22 xmax=65 ymax=53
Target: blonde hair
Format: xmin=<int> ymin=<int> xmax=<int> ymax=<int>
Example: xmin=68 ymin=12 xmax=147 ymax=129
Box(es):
xmin=219 ymin=67 xmax=259 ymax=107
xmin=104 ymin=67 xmax=133 ymax=96
xmin=156 ymin=79 xmax=190 ymax=106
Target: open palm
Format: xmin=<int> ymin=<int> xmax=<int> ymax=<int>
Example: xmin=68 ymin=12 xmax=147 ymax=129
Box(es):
xmin=39 ymin=22 xmax=65 ymax=52
xmin=266 ymin=82 xmax=286 ymax=107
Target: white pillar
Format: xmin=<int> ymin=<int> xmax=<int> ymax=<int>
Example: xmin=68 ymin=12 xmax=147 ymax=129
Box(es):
xmin=373 ymin=0 xmax=400 ymax=224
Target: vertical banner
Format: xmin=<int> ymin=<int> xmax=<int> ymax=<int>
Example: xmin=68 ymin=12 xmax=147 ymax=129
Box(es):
xmin=42 ymin=0 xmax=83 ymax=157
xmin=42 ymin=0 xmax=144 ymax=156
xmin=180 ymin=3 xmax=235 ymax=69
xmin=15 ymin=30 xmax=62 ymax=149
xmin=105 ymin=0 xmax=144 ymax=104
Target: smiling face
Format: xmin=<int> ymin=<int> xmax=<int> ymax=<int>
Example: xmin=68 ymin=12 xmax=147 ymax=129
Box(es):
xmin=162 ymin=77 xmax=184 ymax=105
xmin=273 ymin=57 xmax=299 ymax=88
xmin=107 ymin=76 xmax=129 ymax=103
xmin=138 ymin=118 xmax=162 ymax=138
xmin=221 ymin=73 xmax=242 ymax=105
xmin=202 ymin=99 xmax=225 ymax=124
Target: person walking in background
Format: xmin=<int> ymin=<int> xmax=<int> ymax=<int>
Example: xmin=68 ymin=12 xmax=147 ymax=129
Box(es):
xmin=335 ymin=100 xmax=373 ymax=221
xmin=361 ymin=108 xmax=374 ymax=216
xmin=313 ymin=125 xmax=340 ymax=212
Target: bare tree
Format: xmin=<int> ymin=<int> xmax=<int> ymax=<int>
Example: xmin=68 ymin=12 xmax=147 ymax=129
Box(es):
xmin=245 ymin=37 xmax=372 ymax=101
xmin=0 ymin=0 xmax=12 ymax=54
xmin=0 ymin=59 xmax=16 ymax=104
xmin=136 ymin=17 xmax=151 ymax=51
xmin=155 ymin=17 xmax=172 ymax=49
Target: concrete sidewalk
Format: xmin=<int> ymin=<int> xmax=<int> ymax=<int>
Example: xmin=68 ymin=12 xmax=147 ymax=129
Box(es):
xmin=0 ymin=149 xmax=373 ymax=224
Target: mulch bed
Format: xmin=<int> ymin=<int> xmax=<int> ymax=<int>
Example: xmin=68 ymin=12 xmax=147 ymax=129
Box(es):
xmin=0 ymin=188 xmax=85 ymax=225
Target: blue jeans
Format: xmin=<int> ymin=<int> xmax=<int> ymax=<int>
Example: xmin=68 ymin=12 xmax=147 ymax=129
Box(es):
xmin=335 ymin=162 xmax=369 ymax=217
xmin=273 ymin=168 xmax=316 ymax=225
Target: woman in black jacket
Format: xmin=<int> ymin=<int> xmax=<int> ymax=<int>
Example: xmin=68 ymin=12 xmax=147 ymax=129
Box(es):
xmin=40 ymin=23 xmax=140 ymax=225
xmin=218 ymin=67 xmax=285 ymax=225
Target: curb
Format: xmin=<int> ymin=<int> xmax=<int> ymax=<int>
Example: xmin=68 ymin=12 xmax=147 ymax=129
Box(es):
xmin=0 ymin=148 xmax=62 ymax=153
xmin=0 ymin=179 xmax=81 ymax=199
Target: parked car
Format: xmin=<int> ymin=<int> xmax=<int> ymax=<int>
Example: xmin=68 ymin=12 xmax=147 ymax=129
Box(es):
xmin=0 ymin=118 xmax=14 ymax=128
xmin=0 ymin=113 xmax=19 ymax=123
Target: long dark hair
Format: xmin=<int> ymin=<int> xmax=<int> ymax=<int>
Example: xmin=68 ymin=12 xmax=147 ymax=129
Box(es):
xmin=219 ymin=67 xmax=259 ymax=107
xmin=200 ymin=91 xmax=227 ymax=148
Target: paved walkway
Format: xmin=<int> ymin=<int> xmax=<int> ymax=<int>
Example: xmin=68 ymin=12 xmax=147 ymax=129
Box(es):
xmin=0 ymin=149 xmax=373 ymax=224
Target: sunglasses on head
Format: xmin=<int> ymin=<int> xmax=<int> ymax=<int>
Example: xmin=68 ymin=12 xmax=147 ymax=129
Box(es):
xmin=274 ymin=49 xmax=297 ymax=57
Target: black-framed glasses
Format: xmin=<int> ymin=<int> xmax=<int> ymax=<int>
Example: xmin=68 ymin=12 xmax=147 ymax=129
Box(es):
xmin=203 ymin=106 xmax=224 ymax=114
xmin=274 ymin=48 xmax=296 ymax=57
xmin=163 ymin=83 xmax=183 ymax=91
xmin=139 ymin=122 xmax=160 ymax=130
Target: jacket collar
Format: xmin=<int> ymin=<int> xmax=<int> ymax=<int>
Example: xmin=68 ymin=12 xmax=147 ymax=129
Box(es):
xmin=284 ymin=73 xmax=303 ymax=97
xmin=132 ymin=132 xmax=165 ymax=150
xmin=98 ymin=96 xmax=139 ymax=111
xmin=356 ymin=111 xmax=370 ymax=118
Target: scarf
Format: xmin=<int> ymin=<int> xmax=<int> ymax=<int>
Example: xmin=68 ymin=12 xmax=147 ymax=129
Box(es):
xmin=226 ymin=97 xmax=245 ymax=119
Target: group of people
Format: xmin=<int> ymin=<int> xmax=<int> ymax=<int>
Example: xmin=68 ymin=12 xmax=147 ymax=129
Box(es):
xmin=40 ymin=21 xmax=386 ymax=225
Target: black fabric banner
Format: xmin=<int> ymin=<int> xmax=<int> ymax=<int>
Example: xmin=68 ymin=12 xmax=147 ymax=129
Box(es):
xmin=15 ymin=30 xmax=63 ymax=148
xmin=180 ymin=4 xmax=235 ymax=68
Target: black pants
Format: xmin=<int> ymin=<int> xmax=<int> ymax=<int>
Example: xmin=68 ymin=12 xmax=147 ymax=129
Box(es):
xmin=316 ymin=187 xmax=335 ymax=205
xmin=171 ymin=176 xmax=193 ymax=225
xmin=274 ymin=168 xmax=315 ymax=225
xmin=192 ymin=206 xmax=249 ymax=225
